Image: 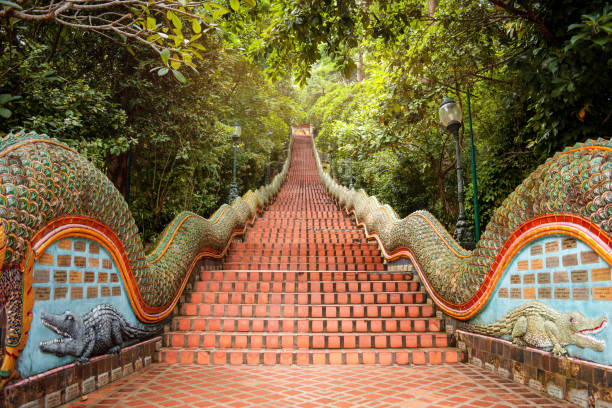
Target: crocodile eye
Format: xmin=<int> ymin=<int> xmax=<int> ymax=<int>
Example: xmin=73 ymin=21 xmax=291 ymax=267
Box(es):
xmin=66 ymin=315 xmax=74 ymax=321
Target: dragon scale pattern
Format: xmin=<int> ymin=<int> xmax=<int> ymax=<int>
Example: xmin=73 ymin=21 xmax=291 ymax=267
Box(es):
xmin=0 ymin=130 xmax=291 ymax=347
xmin=314 ymin=138 xmax=612 ymax=311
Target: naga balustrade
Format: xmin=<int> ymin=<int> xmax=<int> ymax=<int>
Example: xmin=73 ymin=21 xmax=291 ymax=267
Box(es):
xmin=312 ymin=136 xmax=612 ymax=366
xmin=0 ymin=130 xmax=293 ymax=386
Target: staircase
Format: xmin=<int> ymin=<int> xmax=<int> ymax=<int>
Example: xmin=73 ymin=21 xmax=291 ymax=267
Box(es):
xmin=159 ymin=134 xmax=461 ymax=365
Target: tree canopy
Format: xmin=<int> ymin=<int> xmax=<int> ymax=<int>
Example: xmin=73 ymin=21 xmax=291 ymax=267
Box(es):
xmin=1 ymin=0 xmax=610 ymax=240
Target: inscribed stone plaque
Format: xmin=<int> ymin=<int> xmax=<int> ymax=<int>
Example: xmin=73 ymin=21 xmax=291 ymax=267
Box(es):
xmin=530 ymin=245 xmax=543 ymax=256
xmin=517 ymin=261 xmax=529 ymax=271
xmin=74 ymin=241 xmax=86 ymax=252
xmin=103 ymin=259 xmax=113 ymax=269
xmin=537 ymin=272 xmax=551 ymax=284
xmin=553 ymin=271 xmax=569 ymax=283
xmin=593 ymin=287 xmax=612 ymax=301
xmin=69 ymin=270 xmax=82 ymax=283
xmin=547 ymin=383 xmax=564 ymax=400
xmin=581 ymin=251 xmax=599 ymax=264
xmin=110 ymin=273 xmax=119 ymax=283
xmin=562 ymin=237 xmax=577 ymax=250
xmin=538 ymin=287 xmax=552 ymax=299
xmin=82 ymin=376 xmax=96 ymax=394
xmin=98 ymin=272 xmax=108 ymax=283
xmin=89 ymin=257 xmax=100 ymax=268
xmin=592 ymin=268 xmax=611 ymax=282
xmin=84 ymin=271 xmax=95 ymax=283
xmin=572 ymin=287 xmax=589 ymax=301
xmin=545 ymin=241 xmax=559 ymax=253
xmin=58 ymin=255 xmax=71 ymax=267
xmin=98 ymin=372 xmax=109 ymax=388
xmin=546 ymin=257 xmax=559 ymax=268
xmin=58 ymin=239 xmax=72 ymax=250
xmin=74 ymin=256 xmax=86 ymax=267
xmin=510 ymin=275 xmax=521 ymax=284
xmin=71 ymin=286 xmax=83 ymax=299
xmin=33 ymin=269 xmax=50 ymax=283
xmin=38 ymin=253 xmax=54 ymax=265
xmin=54 ymin=286 xmax=68 ymax=299
xmin=89 ymin=243 xmax=100 ymax=254
xmin=510 ymin=288 xmax=522 ymax=299
xmin=54 ymin=270 xmax=67 ymax=283
xmin=554 ymin=287 xmax=570 ymax=300
xmin=562 ymin=254 xmax=578 ymax=267
xmin=34 ymin=287 xmax=50 ymax=301
xmin=523 ymin=274 xmax=535 ymax=284
xmin=111 ymin=367 xmax=122 ymax=382
xmin=45 ymin=391 xmax=62 ymax=408
xmin=86 ymin=286 xmax=97 ymax=298
xmin=571 ymin=270 xmax=588 ymax=283
xmin=531 ymin=259 xmax=543 ymax=270
xmin=498 ymin=288 xmax=508 ymax=298
xmin=65 ymin=383 xmax=80 ymax=402
xmin=101 ymin=286 xmax=111 ymax=297
xmin=523 ymin=287 xmax=536 ymax=299
xmin=112 ymin=286 xmax=121 ymax=296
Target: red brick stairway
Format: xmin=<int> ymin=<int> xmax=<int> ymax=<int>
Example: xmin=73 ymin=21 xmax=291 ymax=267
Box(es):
xmin=159 ymin=134 xmax=461 ymax=365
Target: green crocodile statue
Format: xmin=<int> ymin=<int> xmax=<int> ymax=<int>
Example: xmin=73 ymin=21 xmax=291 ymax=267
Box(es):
xmin=468 ymin=301 xmax=607 ymax=355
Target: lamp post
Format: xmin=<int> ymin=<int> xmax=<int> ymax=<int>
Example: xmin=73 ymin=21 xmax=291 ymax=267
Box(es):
xmin=228 ymin=122 xmax=241 ymax=204
xmin=348 ymin=157 xmax=354 ymax=190
xmin=439 ymin=96 xmax=474 ymax=250
xmin=328 ymin=145 xmax=334 ymax=179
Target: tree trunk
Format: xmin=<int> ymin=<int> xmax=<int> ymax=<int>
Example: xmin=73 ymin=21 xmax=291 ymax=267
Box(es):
xmin=428 ymin=0 xmax=438 ymax=17
xmin=107 ymin=152 xmax=129 ymax=196
xmin=356 ymin=51 xmax=364 ymax=82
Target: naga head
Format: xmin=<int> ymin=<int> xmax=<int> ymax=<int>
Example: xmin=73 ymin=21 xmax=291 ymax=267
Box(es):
xmin=563 ymin=311 xmax=607 ymax=352
xmin=39 ymin=310 xmax=86 ymax=357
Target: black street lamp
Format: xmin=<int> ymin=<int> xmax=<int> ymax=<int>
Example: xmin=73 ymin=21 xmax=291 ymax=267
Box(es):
xmin=228 ymin=122 xmax=241 ymax=204
xmin=439 ymin=96 xmax=475 ymax=250
xmin=348 ymin=157 xmax=354 ymax=190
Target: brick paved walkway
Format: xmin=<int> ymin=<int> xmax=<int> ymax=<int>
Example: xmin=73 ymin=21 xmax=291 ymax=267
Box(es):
xmin=64 ymin=363 xmax=576 ymax=408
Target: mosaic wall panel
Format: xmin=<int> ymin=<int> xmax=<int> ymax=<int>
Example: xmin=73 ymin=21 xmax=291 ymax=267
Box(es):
xmin=18 ymin=237 xmax=139 ymax=378
xmin=472 ymin=234 xmax=611 ymax=365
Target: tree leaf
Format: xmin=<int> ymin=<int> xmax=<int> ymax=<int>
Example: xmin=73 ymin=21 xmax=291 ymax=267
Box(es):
xmin=146 ymin=16 xmax=156 ymax=30
xmin=158 ymin=67 xmax=169 ymax=76
xmin=0 ymin=0 xmax=22 ymax=10
xmin=192 ymin=19 xmax=201 ymax=33
xmin=171 ymin=58 xmax=181 ymax=69
xmin=230 ymin=0 xmax=240 ymax=11
xmin=172 ymin=69 xmax=187 ymax=83
xmin=242 ymin=0 xmax=256 ymax=7
xmin=160 ymin=48 xmax=170 ymax=65
xmin=0 ymin=108 xmax=11 ymax=118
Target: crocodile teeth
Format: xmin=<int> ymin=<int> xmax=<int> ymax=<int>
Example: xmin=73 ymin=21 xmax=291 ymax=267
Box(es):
xmin=41 ymin=319 xmax=73 ymax=339
xmin=578 ymin=320 xmax=608 ymax=335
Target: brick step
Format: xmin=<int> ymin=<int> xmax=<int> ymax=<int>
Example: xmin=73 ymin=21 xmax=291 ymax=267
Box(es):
xmin=230 ymin=242 xmax=380 ymax=251
xmin=163 ymin=332 xmax=450 ymax=349
xmin=225 ymin=255 xmax=384 ymax=264
xmin=170 ymin=317 xmax=443 ymax=333
xmin=185 ymin=291 xmax=425 ymax=305
xmin=178 ymin=303 xmax=434 ymax=318
xmin=191 ymin=280 xmax=419 ymax=293
xmin=199 ymin=270 xmax=413 ymax=282
xmin=159 ymin=347 xmax=462 ymax=365
xmin=222 ymin=263 xmax=386 ymax=271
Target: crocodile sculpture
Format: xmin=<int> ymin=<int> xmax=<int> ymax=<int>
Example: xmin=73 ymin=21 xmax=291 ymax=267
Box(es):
xmin=0 ymin=130 xmax=292 ymax=385
xmin=313 ymin=138 xmax=612 ymax=318
xmin=467 ymin=301 xmax=607 ymax=355
xmin=39 ymin=305 xmax=161 ymax=362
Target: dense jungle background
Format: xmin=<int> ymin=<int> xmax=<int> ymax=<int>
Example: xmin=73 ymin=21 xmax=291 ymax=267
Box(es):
xmin=1 ymin=0 xmax=610 ymax=243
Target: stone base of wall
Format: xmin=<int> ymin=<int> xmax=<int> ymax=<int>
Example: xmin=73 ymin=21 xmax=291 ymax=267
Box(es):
xmin=2 ymin=336 xmax=161 ymax=408
xmin=456 ymin=330 xmax=612 ymax=408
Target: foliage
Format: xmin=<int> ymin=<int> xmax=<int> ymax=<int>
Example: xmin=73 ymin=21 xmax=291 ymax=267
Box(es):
xmin=1 ymin=17 xmax=304 ymax=242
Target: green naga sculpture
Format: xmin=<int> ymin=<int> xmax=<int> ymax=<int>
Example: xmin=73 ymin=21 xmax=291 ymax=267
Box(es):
xmin=0 ymin=130 xmax=291 ymax=386
xmin=468 ymin=301 xmax=607 ymax=355
xmin=314 ymin=138 xmax=612 ymax=319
